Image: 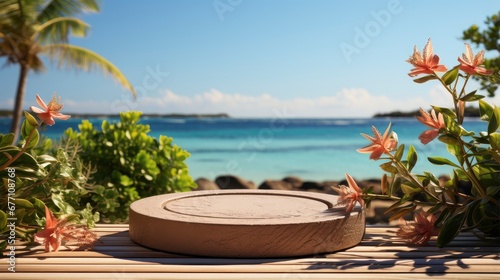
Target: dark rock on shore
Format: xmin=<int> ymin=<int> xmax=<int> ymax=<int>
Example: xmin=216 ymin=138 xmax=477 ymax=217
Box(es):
xmin=282 ymin=176 xmax=303 ymax=189
xmin=259 ymin=180 xmax=293 ymax=190
xmin=195 ymin=178 xmax=220 ymax=190
xmin=299 ymin=181 xmax=325 ymax=192
xmin=215 ymin=175 xmax=256 ymax=189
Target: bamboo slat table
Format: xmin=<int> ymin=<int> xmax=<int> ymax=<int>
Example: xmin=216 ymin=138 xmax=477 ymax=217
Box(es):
xmin=2 ymin=224 xmax=499 ymax=279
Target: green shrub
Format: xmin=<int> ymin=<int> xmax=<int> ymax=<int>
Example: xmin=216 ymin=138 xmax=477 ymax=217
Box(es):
xmin=64 ymin=111 xmax=196 ymax=222
xmin=0 ymin=113 xmax=100 ymax=253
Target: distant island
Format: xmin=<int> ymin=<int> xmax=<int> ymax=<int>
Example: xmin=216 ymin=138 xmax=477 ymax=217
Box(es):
xmin=0 ymin=110 xmax=230 ymax=119
xmin=373 ymin=106 xmax=480 ymax=118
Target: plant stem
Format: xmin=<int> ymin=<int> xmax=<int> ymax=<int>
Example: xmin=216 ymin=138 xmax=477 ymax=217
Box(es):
xmin=365 ymin=193 xmax=400 ymax=201
xmin=389 ymin=154 xmax=440 ymax=202
xmin=435 ymin=74 xmax=485 ymax=197
xmin=0 ymin=125 xmax=38 ymax=171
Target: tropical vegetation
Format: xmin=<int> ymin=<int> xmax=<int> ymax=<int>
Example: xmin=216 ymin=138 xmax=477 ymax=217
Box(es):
xmin=0 ymin=0 xmax=135 ymax=141
xmin=334 ymin=39 xmax=500 ymax=247
xmin=0 ymin=94 xmax=196 ymax=253
xmin=462 ymin=11 xmax=500 ymax=97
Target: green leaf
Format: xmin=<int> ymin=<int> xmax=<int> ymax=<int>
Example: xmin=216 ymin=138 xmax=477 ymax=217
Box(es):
xmin=389 ymin=177 xmax=402 ymax=197
xmin=0 ymin=149 xmax=38 ymax=169
xmin=394 ymin=144 xmax=405 ymax=162
xmin=388 ymin=204 xmax=416 ymax=221
xmin=444 ymin=117 xmax=462 ymax=137
xmin=413 ymin=75 xmax=437 ymax=83
xmin=406 ymin=145 xmax=418 ymax=171
xmin=460 ymin=89 xmax=477 ymax=101
xmin=427 ymin=203 xmax=443 ymax=214
xmin=30 ymin=198 xmax=46 ymax=213
xmin=401 ymin=184 xmax=420 ymax=195
xmin=24 ymin=111 xmax=39 ymax=127
xmin=384 ymin=200 xmax=403 ymax=214
xmin=0 ymin=210 xmax=7 ymax=230
xmin=428 ymin=156 xmax=460 ymax=167
xmin=15 ymin=199 xmax=34 ymax=209
xmin=479 ymin=99 xmax=493 ymax=121
xmin=435 ymin=208 xmax=452 ymax=227
xmin=432 ymin=106 xmax=456 ymax=119
xmin=446 ymin=143 xmax=463 ymax=165
xmin=380 ymin=161 xmax=397 ymax=173
xmin=52 ymin=194 xmax=75 ymax=214
xmin=0 ymin=134 xmax=14 ymax=147
xmin=20 ymin=119 xmax=40 ymax=150
xmin=438 ymin=135 xmax=459 ymax=145
xmin=487 ymin=106 xmax=500 ymax=134
xmin=486 ymin=186 xmax=500 ymax=197
xmin=442 ymin=68 xmax=458 ymax=85
xmin=490 ymin=132 xmax=500 ymax=150
xmin=0 ymin=240 xmax=6 ymax=253
xmin=460 ymin=90 xmax=484 ymax=102
xmin=119 ymin=175 xmax=133 ymax=187
xmin=465 ymin=200 xmax=481 ymax=229
xmin=437 ymin=211 xmax=466 ymax=247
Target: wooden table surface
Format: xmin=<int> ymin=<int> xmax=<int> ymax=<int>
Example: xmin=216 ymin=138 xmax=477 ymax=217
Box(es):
xmin=1 ymin=224 xmax=499 ymax=279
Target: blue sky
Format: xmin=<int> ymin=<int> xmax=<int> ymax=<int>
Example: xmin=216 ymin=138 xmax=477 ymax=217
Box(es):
xmin=1 ymin=0 xmax=500 ymax=117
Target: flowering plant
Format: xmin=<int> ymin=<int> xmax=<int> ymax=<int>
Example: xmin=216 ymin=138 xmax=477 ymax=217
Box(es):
xmin=0 ymin=94 xmax=98 ymax=253
xmin=336 ymin=39 xmax=500 ymax=247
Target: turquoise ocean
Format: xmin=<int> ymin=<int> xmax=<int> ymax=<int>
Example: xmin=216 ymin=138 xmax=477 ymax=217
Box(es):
xmin=0 ymin=117 xmax=488 ymax=183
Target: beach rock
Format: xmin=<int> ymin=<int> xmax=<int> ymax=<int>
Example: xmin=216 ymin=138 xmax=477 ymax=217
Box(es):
xmin=215 ymin=175 xmax=256 ymax=189
xmin=282 ymin=176 xmax=303 ymax=189
xmin=195 ymin=178 xmax=220 ymax=191
xmin=299 ymin=181 xmax=325 ymax=192
xmin=320 ymin=181 xmax=339 ymax=195
xmin=259 ymin=180 xmax=293 ymax=191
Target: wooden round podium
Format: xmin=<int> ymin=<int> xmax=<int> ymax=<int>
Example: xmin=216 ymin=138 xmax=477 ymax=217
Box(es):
xmin=129 ymin=190 xmax=365 ymax=258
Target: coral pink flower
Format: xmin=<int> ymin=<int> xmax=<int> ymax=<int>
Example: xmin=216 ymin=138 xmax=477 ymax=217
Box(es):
xmin=458 ymin=43 xmax=494 ymax=76
xmin=416 ymin=108 xmax=445 ymax=144
xmin=332 ymin=174 xmax=365 ymax=213
xmin=396 ymin=209 xmax=439 ymax=246
xmin=30 ymin=93 xmax=71 ymax=125
xmin=357 ymin=124 xmax=398 ymax=160
xmin=34 ymin=206 xmax=97 ymax=252
xmin=406 ymin=39 xmax=448 ymax=77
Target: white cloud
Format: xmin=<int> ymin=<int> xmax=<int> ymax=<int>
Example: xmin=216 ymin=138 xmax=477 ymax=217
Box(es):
xmin=6 ymin=87 xmax=494 ymax=117
xmin=132 ymin=88 xmax=437 ymax=117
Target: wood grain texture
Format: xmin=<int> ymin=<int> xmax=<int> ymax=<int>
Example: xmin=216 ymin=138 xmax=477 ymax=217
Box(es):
xmin=1 ymin=225 xmax=499 ymax=279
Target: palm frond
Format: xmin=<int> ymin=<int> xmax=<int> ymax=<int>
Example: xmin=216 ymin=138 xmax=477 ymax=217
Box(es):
xmin=0 ymin=0 xmax=20 ymax=20
xmin=42 ymin=43 xmax=136 ymax=97
xmin=0 ymin=31 xmax=20 ymax=60
xmin=37 ymin=0 xmax=99 ymax=22
xmin=34 ymin=17 xmax=89 ymax=43
xmin=0 ymin=0 xmax=23 ymax=29
xmin=29 ymin=54 xmax=46 ymax=72
xmin=16 ymin=0 xmax=44 ymax=23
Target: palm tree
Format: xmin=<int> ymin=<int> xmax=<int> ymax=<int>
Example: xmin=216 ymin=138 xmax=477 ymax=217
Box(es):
xmin=0 ymin=0 xmax=136 ymax=141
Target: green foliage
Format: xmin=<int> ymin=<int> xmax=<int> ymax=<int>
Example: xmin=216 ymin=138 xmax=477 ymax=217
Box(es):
xmin=462 ymin=11 xmax=500 ymax=97
xmin=0 ymin=112 xmax=99 ymax=254
xmin=63 ymin=111 xmax=197 ymax=222
xmin=361 ymin=41 xmax=500 ymax=247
